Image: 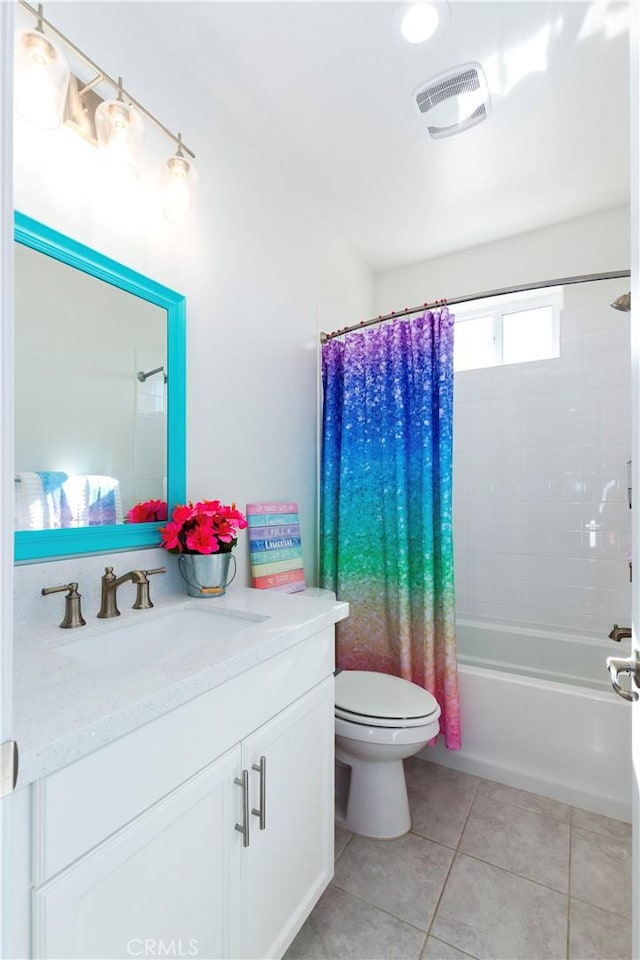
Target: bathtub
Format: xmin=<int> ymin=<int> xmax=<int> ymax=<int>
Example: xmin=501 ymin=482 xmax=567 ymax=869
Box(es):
xmin=425 ymin=618 xmax=632 ymax=821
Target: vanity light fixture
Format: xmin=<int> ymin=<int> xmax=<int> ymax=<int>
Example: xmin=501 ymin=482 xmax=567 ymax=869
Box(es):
xmin=15 ymin=2 xmax=196 ymax=221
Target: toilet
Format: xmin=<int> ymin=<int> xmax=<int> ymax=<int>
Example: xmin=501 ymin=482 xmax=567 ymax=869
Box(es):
xmin=335 ymin=670 xmax=441 ymax=839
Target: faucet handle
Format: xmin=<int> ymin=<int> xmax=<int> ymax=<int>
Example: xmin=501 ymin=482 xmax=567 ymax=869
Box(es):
xmin=41 ymin=582 xmax=86 ymax=629
xmin=133 ymin=567 xmax=166 ymax=610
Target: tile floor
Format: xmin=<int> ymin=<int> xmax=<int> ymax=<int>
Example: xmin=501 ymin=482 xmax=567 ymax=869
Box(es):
xmin=285 ymin=758 xmax=632 ymax=960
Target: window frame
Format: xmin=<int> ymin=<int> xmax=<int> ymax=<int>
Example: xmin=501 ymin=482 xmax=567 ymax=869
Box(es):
xmin=453 ymin=287 xmax=563 ymax=373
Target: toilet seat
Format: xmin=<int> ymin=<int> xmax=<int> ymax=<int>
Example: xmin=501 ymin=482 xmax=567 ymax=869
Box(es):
xmin=335 ymin=670 xmax=440 ymax=729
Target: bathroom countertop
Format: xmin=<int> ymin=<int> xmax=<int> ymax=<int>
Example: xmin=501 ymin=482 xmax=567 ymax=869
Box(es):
xmin=13 ymin=586 xmax=348 ymax=786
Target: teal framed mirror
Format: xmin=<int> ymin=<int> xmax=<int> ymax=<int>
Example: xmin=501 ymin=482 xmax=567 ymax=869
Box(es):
xmin=14 ymin=212 xmax=186 ymax=562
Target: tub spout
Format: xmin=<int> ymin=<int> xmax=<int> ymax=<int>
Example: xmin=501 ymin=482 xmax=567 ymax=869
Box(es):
xmin=608 ymin=624 xmax=632 ymax=643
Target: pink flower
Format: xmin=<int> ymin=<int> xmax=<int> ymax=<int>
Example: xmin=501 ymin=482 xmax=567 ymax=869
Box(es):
xmin=160 ymin=520 xmax=184 ymax=552
xmin=197 ymin=499 xmax=222 ymax=515
xmin=159 ymin=499 xmax=248 ymax=555
xmin=186 ymin=521 xmax=219 ymax=555
xmin=172 ymin=504 xmax=196 ymax=526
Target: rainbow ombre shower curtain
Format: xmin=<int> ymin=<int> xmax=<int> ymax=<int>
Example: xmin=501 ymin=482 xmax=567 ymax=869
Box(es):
xmin=320 ymin=310 xmax=461 ymax=749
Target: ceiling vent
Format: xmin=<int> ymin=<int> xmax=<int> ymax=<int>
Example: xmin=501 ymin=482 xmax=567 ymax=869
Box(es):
xmin=413 ymin=62 xmax=491 ymax=139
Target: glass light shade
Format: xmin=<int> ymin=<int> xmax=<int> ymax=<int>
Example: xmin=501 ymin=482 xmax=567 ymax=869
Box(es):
xmin=95 ymin=98 xmax=144 ymax=183
xmin=15 ymin=27 xmax=70 ymax=129
xmin=401 ymin=3 xmax=440 ymax=43
xmin=162 ymin=153 xmax=197 ymax=224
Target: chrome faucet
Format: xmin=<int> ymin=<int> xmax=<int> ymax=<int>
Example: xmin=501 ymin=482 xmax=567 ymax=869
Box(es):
xmin=608 ymin=624 xmax=632 ymax=643
xmin=97 ymin=566 xmax=166 ymax=619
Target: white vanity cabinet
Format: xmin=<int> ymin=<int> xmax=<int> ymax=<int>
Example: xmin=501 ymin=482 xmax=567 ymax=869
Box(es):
xmin=241 ymin=679 xmax=334 ymax=959
xmin=28 ymin=627 xmax=336 ymax=960
xmin=33 ymin=747 xmax=242 ymax=960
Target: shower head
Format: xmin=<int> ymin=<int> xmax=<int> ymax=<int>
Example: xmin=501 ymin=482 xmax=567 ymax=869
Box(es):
xmin=137 ymin=365 xmax=167 ymax=383
xmin=611 ymin=292 xmax=631 ymax=312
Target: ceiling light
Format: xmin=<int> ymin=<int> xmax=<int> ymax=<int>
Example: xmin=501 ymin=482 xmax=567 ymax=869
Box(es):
xmin=402 ymin=4 xmax=439 ymax=43
xmin=392 ymin=2 xmax=449 ymax=46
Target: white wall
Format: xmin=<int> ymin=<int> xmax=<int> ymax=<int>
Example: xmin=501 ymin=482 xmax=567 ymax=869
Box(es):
xmin=375 ymin=206 xmax=630 ymax=313
xmin=12 ymin=2 xmax=372 ymax=590
xmin=375 ymin=207 xmax=632 ymax=635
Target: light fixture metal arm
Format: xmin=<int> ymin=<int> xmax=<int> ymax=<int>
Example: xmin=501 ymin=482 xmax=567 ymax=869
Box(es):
xmin=18 ymin=0 xmax=196 ymax=160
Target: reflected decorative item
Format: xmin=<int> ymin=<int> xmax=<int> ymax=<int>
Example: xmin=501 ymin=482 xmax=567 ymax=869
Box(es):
xmin=161 ymin=500 xmax=248 ymax=599
xmin=125 ymin=500 xmax=168 ymax=524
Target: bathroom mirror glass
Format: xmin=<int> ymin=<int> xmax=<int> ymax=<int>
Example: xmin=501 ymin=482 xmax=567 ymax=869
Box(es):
xmin=14 ymin=212 xmax=186 ymax=561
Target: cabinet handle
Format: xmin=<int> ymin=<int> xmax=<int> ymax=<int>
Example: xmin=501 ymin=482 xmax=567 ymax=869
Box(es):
xmin=234 ymin=770 xmax=250 ymax=847
xmin=251 ymin=756 xmax=267 ymax=830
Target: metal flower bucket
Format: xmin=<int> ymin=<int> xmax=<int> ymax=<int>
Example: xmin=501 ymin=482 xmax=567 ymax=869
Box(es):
xmin=178 ymin=552 xmax=237 ymax=598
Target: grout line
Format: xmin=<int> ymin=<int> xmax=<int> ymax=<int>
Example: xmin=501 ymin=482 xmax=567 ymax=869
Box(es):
xmin=473 ymin=777 xmax=573 ymax=825
xmin=420 ymin=935 xmax=479 ymax=960
xmin=570 ymin=821 xmax=632 ymax=843
xmin=416 ymin=929 xmax=429 ymax=960
xmin=334 ymin=830 xmax=353 ymax=863
xmin=566 ymin=806 xmax=573 ymax=960
xmin=420 ymin=772 xmax=481 ymax=949
xmin=458 ymin=849 xmax=570 ymax=898
xmin=568 ymin=892 xmax=632 ymax=923
xmin=328 ymin=881 xmax=432 ymax=938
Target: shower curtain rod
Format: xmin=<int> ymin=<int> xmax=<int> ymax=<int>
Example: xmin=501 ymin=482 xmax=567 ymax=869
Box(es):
xmin=319 ymin=270 xmax=631 ymax=343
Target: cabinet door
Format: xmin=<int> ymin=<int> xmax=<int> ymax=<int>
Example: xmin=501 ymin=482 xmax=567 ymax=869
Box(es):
xmin=241 ymin=677 xmax=334 ymax=959
xmin=33 ymin=746 xmax=243 ymax=960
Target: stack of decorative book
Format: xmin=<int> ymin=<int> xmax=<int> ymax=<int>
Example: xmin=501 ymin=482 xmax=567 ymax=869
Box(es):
xmin=246 ymin=501 xmax=306 ymax=593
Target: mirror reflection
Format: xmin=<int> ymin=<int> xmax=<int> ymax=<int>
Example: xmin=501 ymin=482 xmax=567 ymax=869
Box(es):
xmin=14 ymin=242 xmax=167 ymax=531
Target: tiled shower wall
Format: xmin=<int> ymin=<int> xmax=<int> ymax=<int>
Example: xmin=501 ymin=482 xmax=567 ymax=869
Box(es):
xmin=453 ymin=277 xmax=631 ymax=635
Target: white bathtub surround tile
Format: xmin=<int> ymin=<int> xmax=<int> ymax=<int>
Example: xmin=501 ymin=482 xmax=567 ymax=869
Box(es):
xmin=568 ymin=898 xmax=631 ymax=960
xmin=335 ymin=824 xmax=352 ymax=861
xmin=570 ymin=827 xmax=632 ymax=917
xmin=422 ymin=937 xmax=478 ymax=960
xmin=431 ymin=854 xmax=568 ymax=960
xmin=453 ymin=290 xmax=631 ymax=631
xmin=571 ymin=807 xmax=632 ymax=842
xmin=583 ymin=557 xmax=628 ymax=590
xmin=283 ymin=884 xmax=425 ymax=960
xmin=552 ymin=584 xmax=585 ymax=616
xmin=333 ymin=833 xmax=453 ymax=931
xmin=463 ymin=399 xmax=493 ymax=428
xmin=405 ymin=759 xmax=480 ymax=849
xmin=477 ymin=779 xmax=571 ymax=823
xmin=490 ymin=476 xmax=522 ymax=502
xmin=459 ymin=794 xmax=570 ymax=892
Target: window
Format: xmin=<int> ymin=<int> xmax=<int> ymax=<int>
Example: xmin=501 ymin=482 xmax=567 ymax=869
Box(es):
xmin=454 ymin=288 xmax=562 ymax=373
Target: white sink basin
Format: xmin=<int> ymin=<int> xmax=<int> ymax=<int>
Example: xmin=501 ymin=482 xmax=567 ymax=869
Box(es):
xmin=56 ymin=607 xmax=267 ymax=674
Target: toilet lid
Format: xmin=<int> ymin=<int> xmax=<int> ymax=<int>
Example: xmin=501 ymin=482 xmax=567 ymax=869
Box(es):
xmin=335 ymin=670 xmax=440 ymax=728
